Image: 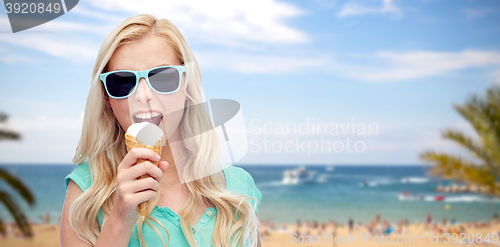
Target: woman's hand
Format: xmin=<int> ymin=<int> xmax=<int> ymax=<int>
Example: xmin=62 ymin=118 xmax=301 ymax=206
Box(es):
xmin=112 ymin=147 xmax=169 ymax=225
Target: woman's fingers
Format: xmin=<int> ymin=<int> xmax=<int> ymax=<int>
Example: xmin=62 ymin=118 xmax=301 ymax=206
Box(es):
xmin=115 ymin=175 xmax=160 ymax=208
xmin=113 ymin=148 xmax=166 ymax=224
xmin=129 ymin=190 xmax=158 ymax=206
xmin=119 ymin=147 xmax=161 ymax=170
xmin=158 ymin=161 xmax=169 ymax=172
xmin=127 ymin=177 xmax=160 ymax=193
xmin=121 ymin=160 xmax=164 ymax=182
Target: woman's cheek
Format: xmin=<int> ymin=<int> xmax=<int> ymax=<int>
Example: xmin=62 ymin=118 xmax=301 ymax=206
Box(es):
xmin=110 ymin=99 xmax=131 ymax=129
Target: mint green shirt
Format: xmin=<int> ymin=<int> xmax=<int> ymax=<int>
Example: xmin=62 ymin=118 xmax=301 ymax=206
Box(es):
xmin=64 ymin=162 xmax=262 ymax=247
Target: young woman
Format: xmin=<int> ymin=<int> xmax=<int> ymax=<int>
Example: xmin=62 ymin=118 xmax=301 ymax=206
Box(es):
xmin=60 ymin=14 xmax=262 ymax=247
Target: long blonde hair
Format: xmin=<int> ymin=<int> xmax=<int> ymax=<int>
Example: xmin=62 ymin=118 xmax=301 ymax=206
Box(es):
xmin=70 ymin=14 xmax=259 ymax=247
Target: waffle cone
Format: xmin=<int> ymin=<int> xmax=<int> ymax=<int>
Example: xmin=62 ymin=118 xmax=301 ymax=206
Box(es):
xmin=125 ymin=133 xmax=164 ymax=219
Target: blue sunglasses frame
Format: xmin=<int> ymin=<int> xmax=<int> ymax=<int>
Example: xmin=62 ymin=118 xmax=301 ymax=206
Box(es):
xmin=100 ymin=65 xmax=186 ymax=99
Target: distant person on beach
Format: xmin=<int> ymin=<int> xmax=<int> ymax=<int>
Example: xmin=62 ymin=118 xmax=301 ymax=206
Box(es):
xmin=384 ymin=220 xmax=394 ymax=235
xmin=60 ymin=14 xmax=263 ymax=247
xmin=426 ymin=212 xmax=432 ymax=224
xmin=44 ymin=213 xmax=50 ymax=224
xmin=366 ymin=221 xmax=374 ymax=236
xmin=492 ymin=213 xmax=498 ymax=225
xmin=317 ymin=223 xmax=326 ymax=236
xmin=441 ymin=218 xmax=448 ymax=227
xmin=312 ymin=220 xmax=318 ymax=229
xmin=296 ymin=219 xmax=302 ymax=228
xmin=348 ymin=218 xmax=354 ymax=232
xmin=451 ymin=218 xmax=457 ymax=225
xmin=278 ymin=223 xmax=288 ymax=232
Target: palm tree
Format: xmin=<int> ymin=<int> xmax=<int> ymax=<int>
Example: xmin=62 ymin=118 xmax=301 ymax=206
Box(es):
xmin=419 ymin=86 xmax=500 ymax=198
xmin=0 ymin=112 xmax=36 ymax=237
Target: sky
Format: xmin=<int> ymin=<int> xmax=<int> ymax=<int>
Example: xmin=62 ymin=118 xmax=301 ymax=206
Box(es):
xmin=0 ymin=0 xmax=499 ymax=165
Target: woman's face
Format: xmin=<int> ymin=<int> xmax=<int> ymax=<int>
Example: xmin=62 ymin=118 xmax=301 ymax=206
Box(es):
xmin=106 ymin=34 xmax=187 ymax=141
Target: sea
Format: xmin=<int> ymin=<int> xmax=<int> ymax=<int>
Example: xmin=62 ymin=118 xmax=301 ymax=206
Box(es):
xmin=0 ymin=164 xmax=498 ymax=225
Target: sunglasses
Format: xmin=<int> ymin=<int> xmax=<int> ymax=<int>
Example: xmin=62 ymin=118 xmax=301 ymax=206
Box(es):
xmin=100 ymin=65 xmax=185 ymax=99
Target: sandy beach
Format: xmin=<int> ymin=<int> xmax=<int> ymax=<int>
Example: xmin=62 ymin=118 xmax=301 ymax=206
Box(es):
xmin=1 ymin=217 xmax=499 ymax=247
xmin=0 ymin=223 xmax=60 ymax=247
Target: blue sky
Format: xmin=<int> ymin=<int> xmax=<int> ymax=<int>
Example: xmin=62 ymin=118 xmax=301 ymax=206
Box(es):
xmin=0 ymin=0 xmax=499 ymax=165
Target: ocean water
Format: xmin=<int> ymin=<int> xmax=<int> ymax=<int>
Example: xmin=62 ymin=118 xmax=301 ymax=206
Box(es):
xmin=248 ymin=165 xmax=500 ymax=225
xmin=0 ymin=164 xmax=498 ymax=226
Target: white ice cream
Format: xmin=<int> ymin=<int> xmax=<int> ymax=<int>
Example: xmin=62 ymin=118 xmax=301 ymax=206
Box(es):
xmin=126 ymin=122 xmax=165 ymax=146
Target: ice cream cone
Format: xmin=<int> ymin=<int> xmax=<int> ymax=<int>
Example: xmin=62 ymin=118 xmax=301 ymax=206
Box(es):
xmin=125 ymin=133 xmax=164 ymax=220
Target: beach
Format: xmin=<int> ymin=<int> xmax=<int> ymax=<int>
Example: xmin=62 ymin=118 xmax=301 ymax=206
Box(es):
xmin=1 ymin=217 xmax=499 ymax=247
xmin=0 ymin=223 xmax=59 ymax=247
xmin=260 ymin=218 xmax=500 ymax=247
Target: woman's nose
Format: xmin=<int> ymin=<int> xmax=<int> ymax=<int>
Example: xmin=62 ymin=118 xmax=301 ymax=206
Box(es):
xmin=134 ymin=77 xmax=153 ymax=102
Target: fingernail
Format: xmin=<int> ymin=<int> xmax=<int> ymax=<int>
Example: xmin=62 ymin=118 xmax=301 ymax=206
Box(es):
xmin=156 ymin=154 xmax=161 ymax=160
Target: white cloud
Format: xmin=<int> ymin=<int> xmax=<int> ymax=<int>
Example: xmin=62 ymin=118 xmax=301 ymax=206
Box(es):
xmin=338 ymin=0 xmax=402 ymax=18
xmin=70 ymin=5 xmax=127 ymax=24
xmin=0 ymin=46 xmax=36 ymax=64
xmin=0 ymin=98 xmax=83 ymax=132
xmin=34 ymin=19 xmax=113 ymax=36
xmin=0 ymin=97 xmax=84 ymax=163
xmin=195 ymin=49 xmax=500 ymax=80
xmin=0 ymin=0 xmax=309 ymax=64
xmin=241 ymin=120 xmax=477 ymax=165
xmin=196 ymin=50 xmax=327 ymax=74
xmin=84 ymin=0 xmax=310 ymax=46
xmin=0 ymin=125 xmax=82 ymax=164
xmin=0 ymin=31 xmax=98 ymax=63
xmin=0 ymin=16 xmax=10 ymax=30
xmin=462 ymin=8 xmax=497 ymax=20
xmin=337 ymin=50 xmax=500 ymax=82
xmin=7 ymin=115 xmax=83 ymax=132
xmin=0 ymin=15 xmax=105 ymax=63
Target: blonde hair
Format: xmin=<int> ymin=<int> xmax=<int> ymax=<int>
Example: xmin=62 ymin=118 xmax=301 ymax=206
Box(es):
xmin=70 ymin=14 xmax=260 ymax=247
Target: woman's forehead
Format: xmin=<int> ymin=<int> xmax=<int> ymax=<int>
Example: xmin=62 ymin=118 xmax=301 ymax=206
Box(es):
xmin=108 ymin=36 xmax=180 ymax=71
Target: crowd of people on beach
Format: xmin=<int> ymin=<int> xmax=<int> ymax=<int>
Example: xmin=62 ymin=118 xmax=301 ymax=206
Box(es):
xmin=1 ymin=211 xmax=499 ymax=245
xmin=260 ymin=213 xmax=500 ymax=244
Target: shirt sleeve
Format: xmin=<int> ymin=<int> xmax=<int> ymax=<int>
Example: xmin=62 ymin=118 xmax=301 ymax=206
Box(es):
xmin=246 ymin=170 xmax=262 ymax=215
xmin=227 ymin=166 xmax=262 ymax=215
xmin=64 ymin=161 xmax=92 ymax=192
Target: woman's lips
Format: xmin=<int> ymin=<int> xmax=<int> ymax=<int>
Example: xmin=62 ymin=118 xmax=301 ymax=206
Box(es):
xmin=133 ymin=114 xmax=163 ymax=126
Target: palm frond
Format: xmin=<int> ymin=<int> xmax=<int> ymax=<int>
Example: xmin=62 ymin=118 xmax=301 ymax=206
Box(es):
xmin=440 ymin=129 xmax=493 ymax=166
xmin=453 ymin=86 xmax=500 ymax=176
xmin=0 ymin=191 xmax=33 ymax=238
xmin=0 ymin=129 xmax=21 ymax=141
xmin=0 ymin=217 xmax=4 ymax=234
xmin=0 ymin=167 xmax=35 ymax=206
xmin=0 ymin=112 xmax=7 ymax=123
xmin=0 ymin=112 xmax=21 ymax=140
xmin=420 ymin=150 xmax=499 ymax=196
xmin=420 ymin=86 xmax=500 ymax=198
xmin=419 ymin=150 xmax=475 ymax=181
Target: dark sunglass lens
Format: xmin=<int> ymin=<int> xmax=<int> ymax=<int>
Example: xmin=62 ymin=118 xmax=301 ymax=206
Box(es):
xmin=148 ymin=67 xmax=180 ymax=93
xmin=106 ymin=72 xmax=136 ymax=98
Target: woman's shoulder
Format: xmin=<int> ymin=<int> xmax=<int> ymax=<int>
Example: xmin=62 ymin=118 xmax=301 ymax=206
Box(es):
xmin=64 ymin=161 xmax=92 ymax=193
xmin=222 ymin=165 xmax=262 ymax=213
xmin=223 ymin=165 xmax=255 ymax=188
